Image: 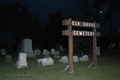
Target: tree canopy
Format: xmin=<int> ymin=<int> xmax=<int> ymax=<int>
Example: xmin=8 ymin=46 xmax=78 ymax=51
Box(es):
xmin=93 ymin=0 xmax=120 ymax=35
xmin=44 ymin=12 xmax=67 ymax=49
xmin=76 ymin=0 xmax=94 ymax=22
xmin=0 ymin=3 xmax=42 ymax=50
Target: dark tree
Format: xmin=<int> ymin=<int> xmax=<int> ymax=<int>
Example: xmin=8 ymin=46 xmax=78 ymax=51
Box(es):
xmin=30 ymin=14 xmax=43 ymax=49
xmin=0 ymin=3 xmax=42 ymax=50
xmin=73 ymin=0 xmax=95 ymax=53
xmin=75 ymin=0 xmax=95 ymax=31
xmin=0 ymin=3 xmax=31 ymax=45
xmin=93 ymin=0 xmax=120 ymax=43
xmin=45 ymin=12 xmax=64 ymax=49
xmin=76 ymin=0 xmax=94 ymax=22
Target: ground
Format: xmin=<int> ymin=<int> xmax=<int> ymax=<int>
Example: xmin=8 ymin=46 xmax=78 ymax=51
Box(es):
xmin=0 ymin=50 xmax=120 ymax=80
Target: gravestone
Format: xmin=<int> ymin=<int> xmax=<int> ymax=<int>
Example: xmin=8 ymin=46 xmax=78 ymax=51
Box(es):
xmin=73 ymin=55 xmax=79 ymax=62
xmin=15 ymin=52 xmax=28 ymax=69
xmin=42 ymin=58 xmax=54 ymax=66
xmin=79 ymin=57 xmax=83 ymax=61
xmin=51 ymin=48 xmax=55 ymax=55
xmin=1 ymin=49 xmax=6 ymax=55
xmin=36 ymin=59 xmax=43 ymax=66
xmin=54 ymin=51 xmax=60 ymax=58
xmin=60 ymin=56 xmax=68 ymax=63
xmin=79 ymin=55 xmax=89 ymax=61
xmin=21 ymin=38 xmax=35 ymax=58
xmin=34 ymin=49 xmax=41 ymax=55
xmin=96 ymin=47 xmax=100 ymax=56
xmin=44 ymin=51 xmax=50 ymax=58
xmin=82 ymin=55 xmax=89 ymax=61
xmin=5 ymin=55 xmax=12 ymax=62
xmin=43 ymin=49 xmax=47 ymax=55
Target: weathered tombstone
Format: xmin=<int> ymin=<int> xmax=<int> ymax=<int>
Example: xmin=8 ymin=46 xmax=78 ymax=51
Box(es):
xmin=43 ymin=49 xmax=47 ymax=55
xmin=82 ymin=55 xmax=89 ymax=61
xmin=21 ymin=38 xmax=35 ymax=58
xmin=54 ymin=51 xmax=60 ymax=58
xmin=44 ymin=51 xmax=50 ymax=58
xmin=73 ymin=55 xmax=79 ymax=62
xmin=15 ymin=52 xmax=28 ymax=69
xmin=51 ymin=48 xmax=55 ymax=55
xmin=79 ymin=57 xmax=83 ymax=61
xmin=1 ymin=49 xmax=6 ymax=55
xmin=34 ymin=49 xmax=41 ymax=55
xmin=96 ymin=47 xmax=100 ymax=56
xmin=42 ymin=58 xmax=54 ymax=66
xmin=5 ymin=55 xmax=12 ymax=62
xmin=60 ymin=56 xmax=68 ymax=63
xmin=36 ymin=59 xmax=43 ymax=66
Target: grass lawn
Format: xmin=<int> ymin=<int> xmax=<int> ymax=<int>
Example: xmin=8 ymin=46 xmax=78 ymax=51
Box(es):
xmin=0 ymin=51 xmax=120 ymax=80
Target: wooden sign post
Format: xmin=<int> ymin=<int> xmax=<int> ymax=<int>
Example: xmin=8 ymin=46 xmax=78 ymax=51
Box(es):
xmin=68 ymin=18 xmax=73 ymax=73
xmin=62 ymin=18 xmax=100 ymax=73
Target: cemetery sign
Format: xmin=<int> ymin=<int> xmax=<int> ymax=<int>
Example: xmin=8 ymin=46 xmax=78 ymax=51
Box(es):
xmin=62 ymin=18 xmax=100 ymax=73
xmin=62 ymin=20 xmax=100 ymax=28
xmin=62 ymin=30 xmax=100 ymax=36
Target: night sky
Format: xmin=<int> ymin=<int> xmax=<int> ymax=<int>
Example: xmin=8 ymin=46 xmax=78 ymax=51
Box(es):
xmin=0 ymin=0 xmax=120 ymax=44
xmin=0 ymin=0 xmax=85 ymax=26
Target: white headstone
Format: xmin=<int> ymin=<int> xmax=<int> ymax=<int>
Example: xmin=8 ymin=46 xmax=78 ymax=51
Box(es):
xmin=82 ymin=55 xmax=89 ymax=61
xmin=37 ymin=59 xmax=43 ymax=62
xmin=43 ymin=49 xmax=47 ymax=55
xmin=54 ymin=51 xmax=60 ymax=58
xmin=34 ymin=49 xmax=41 ymax=55
xmin=36 ymin=59 xmax=43 ymax=66
xmin=44 ymin=51 xmax=50 ymax=58
xmin=73 ymin=55 xmax=79 ymax=62
xmin=61 ymin=56 xmax=68 ymax=63
xmin=42 ymin=58 xmax=54 ymax=66
xmin=1 ymin=49 xmax=6 ymax=55
xmin=96 ymin=47 xmax=100 ymax=56
xmin=21 ymin=38 xmax=35 ymax=58
xmin=79 ymin=57 xmax=83 ymax=61
xmin=51 ymin=48 xmax=55 ymax=55
xmin=15 ymin=52 xmax=28 ymax=68
xmin=5 ymin=55 xmax=12 ymax=62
